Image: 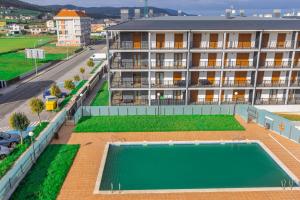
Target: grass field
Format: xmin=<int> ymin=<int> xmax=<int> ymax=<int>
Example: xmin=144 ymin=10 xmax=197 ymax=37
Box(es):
xmin=0 ymin=122 xmax=48 ymax=179
xmin=275 ymin=113 xmax=300 ymax=121
xmin=74 ymin=115 xmax=245 ymax=132
xmin=0 ymin=36 xmax=54 ymax=53
xmin=91 ymin=81 xmax=109 ymax=106
xmin=0 ymin=52 xmax=66 ymax=80
xmin=11 ymin=144 xmax=79 ymax=200
xmin=41 ymin=43 xmax=80 ymax=55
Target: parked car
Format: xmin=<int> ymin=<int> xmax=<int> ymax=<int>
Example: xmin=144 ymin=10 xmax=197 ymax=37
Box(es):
xmin=0 ymin=145 xmax=11 ymax=159
xmin=0 ymin=132 xmax=21 ymax=148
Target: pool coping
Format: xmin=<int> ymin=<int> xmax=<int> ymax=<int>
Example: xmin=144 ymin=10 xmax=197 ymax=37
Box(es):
xmin=94 ymin=140 xmax=300 ymax=195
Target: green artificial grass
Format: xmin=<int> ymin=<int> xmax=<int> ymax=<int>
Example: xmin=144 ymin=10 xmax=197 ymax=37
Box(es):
xmin=91 ymin=81 xmax=109 ymax=106
xmin=90 ymin=61 xmax=103 ymax=74
xmin=0 ymin=36 xmax=53 ymax=53
xmin=74 ymin=115 xmax=245 ymax=132
xmin=0 ymin=122 xmax=48 ymax=178
xmin=0 ymin=52 xmax=66 ymax=80
xmin=11 ymin=144 xmax=79 ymax=200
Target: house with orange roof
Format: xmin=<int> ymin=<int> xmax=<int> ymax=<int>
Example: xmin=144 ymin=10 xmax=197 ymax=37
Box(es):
xmin=54 ymin=9 xmax=91 ymax=47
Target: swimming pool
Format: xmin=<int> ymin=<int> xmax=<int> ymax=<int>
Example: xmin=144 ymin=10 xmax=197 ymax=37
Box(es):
xmin=96 ymin=141 xmax=299 ymax=193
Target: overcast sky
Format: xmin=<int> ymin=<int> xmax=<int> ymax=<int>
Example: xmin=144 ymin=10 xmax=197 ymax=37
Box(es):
xmin=23 ymin=0 xmax=300 ymax=14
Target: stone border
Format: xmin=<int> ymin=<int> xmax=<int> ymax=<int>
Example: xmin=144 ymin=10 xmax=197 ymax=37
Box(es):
xmin=93 ymin=140 xmax=300 ymax=194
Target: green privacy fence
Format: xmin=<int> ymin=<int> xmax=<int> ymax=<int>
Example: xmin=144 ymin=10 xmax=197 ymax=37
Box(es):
xmin=74 ymin=104 xmax=250 ymax=123
xmin=0 ymin=110 xmax=67 ymax=200
xmin=74 ymin=104 xmax=300 ymax=144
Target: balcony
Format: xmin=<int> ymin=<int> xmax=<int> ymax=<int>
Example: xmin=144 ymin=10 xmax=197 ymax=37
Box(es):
xmin=255 ymin=98 xmax=285 ymax=105
xmin=287 ymin=98 xmax=300 ymax=104
xmin=290 ymin=81 xmax=300 ymax=87
xmin=257 ymin=80 xmax=288 ymax=87
xmin=151 ymin=80 xmax=186 ymax=88
xmin=262 ymin=41 xmax=294 ymax=49
xmin=190 ymin=61 xmax=222 ymax=69
xmin=112 ymin=98 xmax=149 ymax=106
xmin=190 ymin=98 xmax=219 ymax=105
xmin=294 ymin=63 xmax=300 ymax=68
xmin=191 ymin=41 xmax=223 ymax=49
xmin=109 ymin=40 xmax=149 ymax=50
xmin=189 ymin=80 xmax=220 ymax=88
xmin=221 ymin=98 xmax=250 ymax=104
xmin=224 ymin=61 xmax=255 ymax=69
xmin=151 ymin=61 xmax=187 ymax=69
xmin=111 ymin=59 xmax=148 ymax=70
xmin=259 ymin=61 xmax=292 ymax=69
xmin=111 ymin=80 xmax=149 ymax=89
xmin=222 ymin=80 xmax=253 ymax=87
xmin=151 ymin=41 xmax=187 ymax=50
xmin=226 ymin=41 xmax=257 ymax=49
xmin=151 ymin=99 xmax=185 ymax=105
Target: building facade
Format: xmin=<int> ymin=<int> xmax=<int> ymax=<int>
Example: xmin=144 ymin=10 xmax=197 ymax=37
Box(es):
xmin=54 ymin=9 xmax=91 ymax=47
xmin=106 ymin=16 xmax=300 ymax=106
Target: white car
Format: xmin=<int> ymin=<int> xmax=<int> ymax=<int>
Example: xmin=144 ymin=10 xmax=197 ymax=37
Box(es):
xmin=90 ymin=53 xmax=106 ymax=61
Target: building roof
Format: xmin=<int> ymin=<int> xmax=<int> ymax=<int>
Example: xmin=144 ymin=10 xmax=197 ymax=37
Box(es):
xmin=107 ymin=16 xmax=300 ymax=31
xmin=55 ymin=9 xmax=88 ymax=18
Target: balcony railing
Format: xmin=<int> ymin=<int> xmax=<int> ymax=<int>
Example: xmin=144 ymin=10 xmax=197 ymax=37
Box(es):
xmin=151 ymin=61 xmax=187 ymax=69
xmin=226 ymin=41 xmax=257 ymax=49
xmin=190 ymin=61 xmax=222 ymax=69
xmin=151 ymin=80 xmax=186 ymax=88
xmin=255 ymin=98 xmax=285 ymax=105
xmin=287 ymin=98 xmax=300 ymax=104
xmin=112 ymin=98 xmax=149 ymax=106
xmin=259 ymin=61 xmax=292 ymax=69
xmin=151 ymin=41 xmax=187 ymax=49
xmin=191 ymin=41 xmax=223 ymax=49
xmin=290 ymin=81 xmax=300 ymax=87
xmin=222 ymin=80 xmax=253 ymax=87
xmin=294 ymin=62 xmax=300 ymax=68
xmin=151 ymin=99 xmax=185 ymax=105
xmin=111 ymin=80 xmax=149 ymax=88
xmin=257 ymin=80 xmax=288 ymax=87
xmin=221 ymin=98 xmax=250 ymax=104
xmin=190 ymin=98 xmax=219 ymax=105
xmin=111 ymin=59 xmax=148 ymax=69
xmin=189 ymin=80 xmax=220 ymax=88
xmin=261 ymin=41 xmax=294 ymax=49
xmin=109 ymin=41 xmax=149 ymax=49
xmin=224 ymin=61 xmax=255 ymax=69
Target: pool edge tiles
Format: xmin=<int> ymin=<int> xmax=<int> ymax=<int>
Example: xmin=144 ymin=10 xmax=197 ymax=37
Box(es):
xmin=94 ymin=140 xmax=300 ymax=194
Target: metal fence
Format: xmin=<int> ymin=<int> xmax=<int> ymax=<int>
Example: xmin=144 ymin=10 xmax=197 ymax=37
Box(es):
xmin=74 ymin=105 xmax=251 ymax=123
xmin=0 ymin=109 xmax=67 ymax=200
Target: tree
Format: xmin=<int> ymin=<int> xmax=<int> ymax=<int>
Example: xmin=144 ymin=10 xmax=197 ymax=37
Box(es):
xmin=50 ymin=84 xmax=61 ymax=98
xmin=9 ymin=112 xmax=30 ymax=145
xmin=74 ymin=75 xmax=81 ymax=82
xmin=79 ymin=67 xmax=85 ymax=79
xmin=64 ymin=80 xmax=75 ymax=91
xmin=87 ymin=59 xmax=95 ymax=68
xmin=29 ymin=98 xmax=45 ymax=125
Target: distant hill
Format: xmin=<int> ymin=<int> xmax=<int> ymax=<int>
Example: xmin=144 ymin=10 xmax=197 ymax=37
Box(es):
xmin=0 ymin=0 xmax=190 ymax=19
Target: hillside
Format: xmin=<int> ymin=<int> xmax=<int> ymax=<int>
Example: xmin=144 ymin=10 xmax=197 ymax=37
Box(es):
xmin=0 ymin=0 xmax=189 ymax=19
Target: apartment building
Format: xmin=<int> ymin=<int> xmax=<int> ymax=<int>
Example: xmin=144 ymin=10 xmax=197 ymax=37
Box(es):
xmin=54 ymin=9 xmax=91 ymax=46
xmin=106 ymin=16 xmax=300 ymax=106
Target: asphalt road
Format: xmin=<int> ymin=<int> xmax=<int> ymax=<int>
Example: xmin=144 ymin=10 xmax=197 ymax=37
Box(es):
xmin=0 ymin=43 xmax=105 ymax=127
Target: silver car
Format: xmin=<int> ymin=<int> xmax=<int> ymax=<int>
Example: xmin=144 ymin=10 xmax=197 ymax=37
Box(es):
xmin=0 ymin=145 xmax=10 ymax=159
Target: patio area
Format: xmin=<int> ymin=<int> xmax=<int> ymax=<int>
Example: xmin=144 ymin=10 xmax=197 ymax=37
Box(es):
xmin=52 ymin=116 xmax=300 ymax=200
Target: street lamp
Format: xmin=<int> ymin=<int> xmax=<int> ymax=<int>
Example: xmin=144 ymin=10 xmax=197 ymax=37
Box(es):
xmin=233 ymin=91 xmax=238 ymax=115
xmin=80 ymin=93 xmax=83 ymax=116
xmin=28 ymin=131 xmax=35 ymax=161
xmin=157 ymin=93 xmax=160 ymax=115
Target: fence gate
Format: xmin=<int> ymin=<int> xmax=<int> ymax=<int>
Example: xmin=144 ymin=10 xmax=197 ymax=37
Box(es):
xmin=247 ymin=106 xmax=258 ymax=123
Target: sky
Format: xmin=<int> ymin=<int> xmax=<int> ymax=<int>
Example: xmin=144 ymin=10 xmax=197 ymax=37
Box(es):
xmin=23 ymin=0 xmax=300 ymax=15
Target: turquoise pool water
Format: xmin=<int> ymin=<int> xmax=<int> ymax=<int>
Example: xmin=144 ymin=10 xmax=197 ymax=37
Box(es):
xmin=99 ymin=142 xmax=297 ymax=191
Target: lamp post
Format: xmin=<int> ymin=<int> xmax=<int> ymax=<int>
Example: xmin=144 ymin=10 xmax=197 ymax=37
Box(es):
xmin=80 ymin=93 xmax=83 ymax=116
xmin=28 ymin=131 xmax=35 ymax=161
xmin=233 ymin=91 xmax=238 ymax=115
xmin=157 ymin=93 xmax=160 ymax=115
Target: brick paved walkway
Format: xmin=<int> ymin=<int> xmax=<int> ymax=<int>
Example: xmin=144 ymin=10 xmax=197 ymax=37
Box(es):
xmin=52 ymin=116 xmax=300 ymax=200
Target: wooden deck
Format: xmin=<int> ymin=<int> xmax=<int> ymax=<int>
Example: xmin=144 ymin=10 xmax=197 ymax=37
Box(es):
xmin=52 ymin=116 xmax=300 ymax=200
